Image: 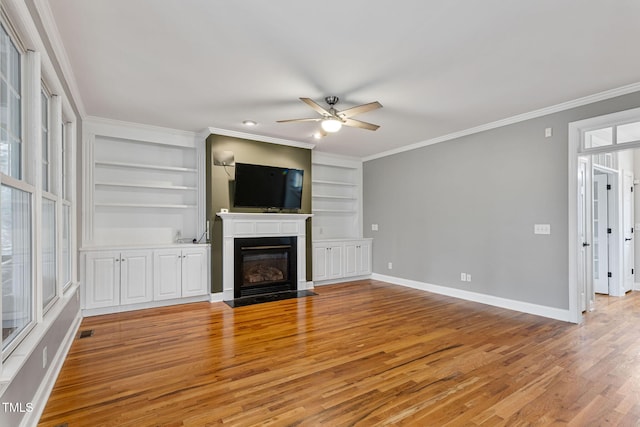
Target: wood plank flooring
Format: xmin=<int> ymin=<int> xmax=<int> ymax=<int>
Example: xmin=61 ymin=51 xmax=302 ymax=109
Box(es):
xmin=38 ymin=280 xmax=640 ymax=426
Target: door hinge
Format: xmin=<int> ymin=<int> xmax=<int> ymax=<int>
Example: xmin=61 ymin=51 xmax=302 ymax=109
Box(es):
xmin=607 ymin=184 xmax=612 ymax=190
xmin=608 ymin=272 xmax=612 ymax=278
xmin=607 ymin=228 xmax=612 ymax=234
xmin=632 ymin=268 xmax=635 ymax=275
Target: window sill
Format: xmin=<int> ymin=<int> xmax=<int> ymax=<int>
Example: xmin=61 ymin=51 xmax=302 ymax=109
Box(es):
xmin=0 ymin=283 xmax=80 ymax=396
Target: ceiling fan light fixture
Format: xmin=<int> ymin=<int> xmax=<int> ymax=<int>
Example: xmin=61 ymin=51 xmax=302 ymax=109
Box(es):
xmin=321 ymin=118 xmax=342 ymax=133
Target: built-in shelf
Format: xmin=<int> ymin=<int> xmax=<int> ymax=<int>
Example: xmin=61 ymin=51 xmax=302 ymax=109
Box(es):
xmin=94 ymin=182 xmax=197 ymax=191
xmin=313 ymin=209 xmax=358 ymax=214
xmin=312 ymin=153 xmax=362 ymax=240
xmin=95 ymin=161 xmax=197 ymax=173
xmin=312 ymin=194 xmax=357 ymax=200
xmin=312 ymin=179 xmax=357 ymax=187
xmin=95 ymin=203 xmax=196 ymax=209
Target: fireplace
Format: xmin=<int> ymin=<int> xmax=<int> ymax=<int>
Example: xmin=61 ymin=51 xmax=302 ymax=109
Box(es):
xmin=234 ymin=236 xmax=297 ymax=298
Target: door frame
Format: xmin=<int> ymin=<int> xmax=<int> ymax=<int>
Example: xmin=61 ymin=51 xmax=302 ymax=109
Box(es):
xmin=569 ymin=106 xmax=640 ymax=323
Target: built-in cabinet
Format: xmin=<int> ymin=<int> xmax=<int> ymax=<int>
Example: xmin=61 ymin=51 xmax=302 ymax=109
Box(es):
xmin=312 ymin=152 xmax=372 ymax=284
xmin=84 ymin=250 xmax=153 ymax=309
xmin=153 ymin=248 xmax=208 ymax=300
xmin=312 ymin=239 xmax=372 ymax=282
xmin=82 ymin=244 xmax=209 ymax=313
xmin=82 ymin=118 xmax=205 ymax=247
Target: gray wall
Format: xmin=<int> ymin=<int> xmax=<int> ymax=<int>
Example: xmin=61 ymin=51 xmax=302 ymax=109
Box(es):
xmin=364 ymin=91 xmax=640 ymax=310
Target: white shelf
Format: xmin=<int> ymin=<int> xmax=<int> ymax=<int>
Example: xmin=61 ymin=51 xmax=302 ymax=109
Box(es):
xmin=95 ymin=203 xmax=197 ymax=209
xmin=95 ymin=161 xmax=197 ymax=173
xmin=313 ymin=209 xmax=358 ymax=214
xmin=312 ymin=179 xmax=357 ymax=187
xmin=95 ymin=182 xmax=197 ymax=191
xmin=312 ymin=194 xmax=357 ymax=200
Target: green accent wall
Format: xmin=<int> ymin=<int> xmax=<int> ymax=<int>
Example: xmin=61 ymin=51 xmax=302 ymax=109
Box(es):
xmin=205 ymin=134 xmax=313 ymax=294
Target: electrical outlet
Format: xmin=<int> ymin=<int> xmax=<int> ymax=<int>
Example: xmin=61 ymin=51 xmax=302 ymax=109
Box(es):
xmin=372 ymin=224 xmax=379 ymax=231
xmin=467 ymin=274 xmax=472 ymax=282
xmin=388 ymin=262 xmax=393 ymax=270
xmin=545 ymin=127 xmax=553 ymax=138
xmin=43 ymin=346 xmax=47 ymax=369
xmin=461 ymin=272 xmax=467 ymax=281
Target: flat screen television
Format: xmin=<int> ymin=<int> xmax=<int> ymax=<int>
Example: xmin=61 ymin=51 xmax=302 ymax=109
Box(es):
xmin=233 ymin=163 xmax=304 ymax=210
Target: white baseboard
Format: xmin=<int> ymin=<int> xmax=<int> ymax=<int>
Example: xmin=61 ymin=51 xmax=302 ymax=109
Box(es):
xmin=313 ymin=275 xmax=372 ymax=287
xmin=82 ymin=295 xmax=210 ymax=317
xmin=209 ymin=292 xmax=223 ymax=303
xmin=371 ymin=273 xmax=572 ymax=322
xmin=23 ymin=311 xmax=82 ymax=427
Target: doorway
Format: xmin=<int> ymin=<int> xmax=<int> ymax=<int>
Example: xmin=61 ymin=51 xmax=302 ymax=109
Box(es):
xmin=569 ymin=107 xmax=640 ymax=323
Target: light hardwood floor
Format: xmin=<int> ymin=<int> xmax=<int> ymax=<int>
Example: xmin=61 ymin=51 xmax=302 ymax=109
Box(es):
xmin=39 ymin=280 xmax=640 ymax=426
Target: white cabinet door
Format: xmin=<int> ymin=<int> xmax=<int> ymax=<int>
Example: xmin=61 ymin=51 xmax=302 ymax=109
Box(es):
xmin=344 ymin=242 xmax=358 ymax=277
xmin=84 ymin=251 xmax=120 ymax=309
xmin=313 ymin=245 xmax=329 ymax=281
xmin=154 ymin=249 xmax=182 ymax=301
xmin=357 ymin=240 xmax=372 ymax=275
xmin=182 ymin=247 xmax=208 ymax=297
xmin=327 ymin=245 xmax=343 ymax=279
xmin=120 ymin=250 xmax=153 ymax=305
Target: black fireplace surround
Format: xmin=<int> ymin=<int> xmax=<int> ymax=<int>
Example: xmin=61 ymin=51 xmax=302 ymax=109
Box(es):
xmin=233 ymin=236 xmax=297 ymax=298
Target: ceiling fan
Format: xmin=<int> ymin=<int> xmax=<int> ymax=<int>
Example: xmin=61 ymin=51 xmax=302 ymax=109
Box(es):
xmin=277 ymin=96 xmax=382 ymax=135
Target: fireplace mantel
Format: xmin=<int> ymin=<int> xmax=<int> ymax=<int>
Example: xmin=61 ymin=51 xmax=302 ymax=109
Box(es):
xmin=217 ymin=212 xmax=313 ymax=300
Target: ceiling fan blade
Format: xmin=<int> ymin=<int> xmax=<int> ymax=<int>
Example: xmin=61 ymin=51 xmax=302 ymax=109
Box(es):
xmin=343 ymin=118 xmax=380 ymax=131
xmin=300 ymin=97 xmax=332 ymax=117
xmin=276 ymin=118 xmax=322 ymax=123
xmin=338 ymin=101 xmax=382 ymax=119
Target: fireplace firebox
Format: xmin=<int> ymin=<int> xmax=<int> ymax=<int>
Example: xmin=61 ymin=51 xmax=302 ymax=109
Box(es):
xmin=234 ymin=237 xmax=297 ymax=298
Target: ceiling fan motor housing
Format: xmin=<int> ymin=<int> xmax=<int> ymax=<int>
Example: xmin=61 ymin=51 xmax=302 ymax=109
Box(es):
xmin=325 ymin=96 xmax=339 ymax=106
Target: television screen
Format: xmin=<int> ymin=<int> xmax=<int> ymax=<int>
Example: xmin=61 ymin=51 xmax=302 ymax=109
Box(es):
xmin=233 ymin=163 xmax=304 ymax=210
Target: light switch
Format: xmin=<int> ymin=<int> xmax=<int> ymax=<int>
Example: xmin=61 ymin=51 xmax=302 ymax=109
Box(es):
xmin=534 ymin=224 xmax=551 ymax=235
xmin=545 ymin=127 xmax=553 ymax=138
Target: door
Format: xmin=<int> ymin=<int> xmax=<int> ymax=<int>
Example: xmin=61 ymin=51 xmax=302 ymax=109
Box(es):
xmin=154 ymin=249 xmax=182 ymax=300
xmin=623 ymin=171 xmax=635 ymax=292
xmin=577 ymin=157 xmax=592 ymax=312
xmin=593 ymin=172 xmax=609 ymax=294
xmin=84 ymin=251 xmax=120 ymax=309
xmin=182 ymin=248 xmax=208 ymax=297
xmin=120 ymin=250 xmax=153 ymax=305
xmin=344 ymin=242 xmax=358 ymax=277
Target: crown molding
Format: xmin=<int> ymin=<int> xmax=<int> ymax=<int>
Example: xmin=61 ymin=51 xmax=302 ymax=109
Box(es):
xmin=32 ymin=0 xmax=86 ymax=120
xmin=200 ymin=126 xmax=316 ymax=150
xmin=363 ymin=82 xmax=640 ymax=162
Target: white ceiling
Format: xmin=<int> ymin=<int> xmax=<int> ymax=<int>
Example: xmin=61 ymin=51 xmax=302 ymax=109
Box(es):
xmin=44 ymin=0 xmax=640 ymax=159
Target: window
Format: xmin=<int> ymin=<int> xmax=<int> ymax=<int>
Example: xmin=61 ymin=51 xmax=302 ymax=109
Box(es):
xmin=41 ymin=90 xmax=49 ymax=191
xmin=61 ymin=203 xmax=71 ymax=289
xmin=1 ymin=183 xmax=32 ymax=351
xmin=42 ymin=196 xmax=56 ymax=309
xmin=0 ymin=24 xmax=21 ymax=179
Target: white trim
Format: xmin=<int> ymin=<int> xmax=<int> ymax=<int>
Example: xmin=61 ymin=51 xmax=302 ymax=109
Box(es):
xmin=313 ymin=275 xmax=371 ymax=286
xmin=200 ymin=126 xmax=316 ymax=150
xmin=32 ymin=0 xmax=86 ymax=119
xmin=209 ymin=292 xmax=224 ymax=303
xmin=85 ymin=116 xmax=198 ymax=148
xmin=363 ymin=82 xmax=640 ymax=162
xmin=82 ymin=294 xmax=210 ymax=317
xmin=372 ymin=273 xmax=572 ymax=322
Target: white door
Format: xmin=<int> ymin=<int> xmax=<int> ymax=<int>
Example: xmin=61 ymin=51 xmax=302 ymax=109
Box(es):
xmin=577 ymin=158 xmax=591 ymax=312
xmin=182 ymin=248 xmax=208 ymax=297
xmin=120 ymin=250 xmax=153 ymax=305
xmin=84 ymin=251 xmax=120 ymax=309
xmin=313 ymin=245 xmax=329 ymax=281
xmin=344 ymin=242 xmax=358 ymax=277
xmin=593 ymin=173 xmax=609 ymax=294
xmin=154 ymin=249 xmax=182 ymax=300
xmin=357 ymin=241 xmax=372 ymax=275
xmin=328 ymin=245 xmax=343 ymax=279
xmin=623 ymin=171 xmax=635 ymax=292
